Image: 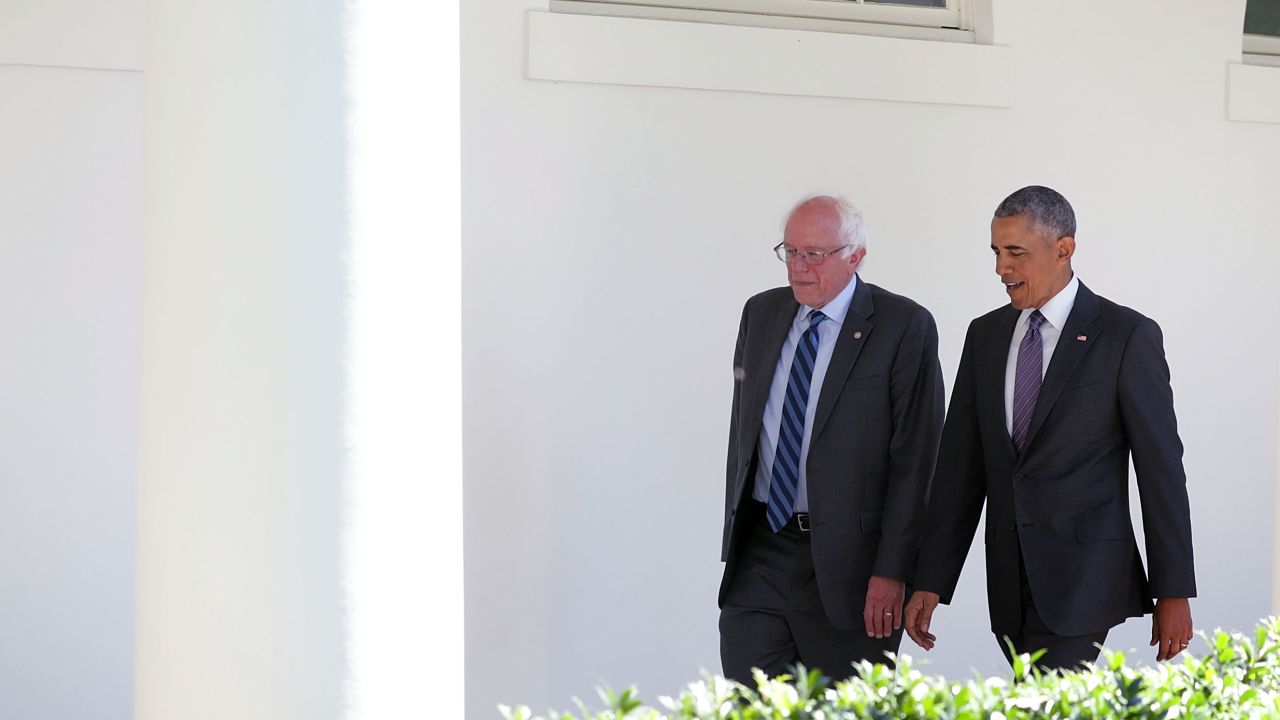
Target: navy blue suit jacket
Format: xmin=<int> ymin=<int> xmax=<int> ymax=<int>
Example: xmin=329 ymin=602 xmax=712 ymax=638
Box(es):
xmin=914 ymin=282 xmax=1197 ymax=637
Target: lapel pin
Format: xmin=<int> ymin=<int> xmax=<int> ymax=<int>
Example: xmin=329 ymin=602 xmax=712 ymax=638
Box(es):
xmin=1076 ymin=335 xmax=1087 ymax=342
xmin=853 ymin=331 xmax=863 ymax=339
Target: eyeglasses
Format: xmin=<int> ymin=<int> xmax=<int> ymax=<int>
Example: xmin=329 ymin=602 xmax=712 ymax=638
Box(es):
xmin=773 ymin=242 xmax=851 ymax=266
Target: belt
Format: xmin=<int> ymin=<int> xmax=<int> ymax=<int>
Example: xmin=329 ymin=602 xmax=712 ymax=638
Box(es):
xmin=755 ymin=501 xmax=811 ymax=532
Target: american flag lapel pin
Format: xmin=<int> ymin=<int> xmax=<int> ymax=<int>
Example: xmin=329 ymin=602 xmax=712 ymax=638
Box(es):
xmin=1076 ymin=335 xmax=1087 ymax=342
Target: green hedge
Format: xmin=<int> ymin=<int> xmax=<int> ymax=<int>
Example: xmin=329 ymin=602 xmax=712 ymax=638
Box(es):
xmin=502 ymin=617 xmax=1280 ymax=719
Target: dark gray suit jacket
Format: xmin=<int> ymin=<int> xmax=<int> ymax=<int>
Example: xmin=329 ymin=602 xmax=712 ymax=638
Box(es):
xmin=914 ymin=282 xmax=1197 ymax=637
xmin=720 ymin=277 xmax=945 ymax=630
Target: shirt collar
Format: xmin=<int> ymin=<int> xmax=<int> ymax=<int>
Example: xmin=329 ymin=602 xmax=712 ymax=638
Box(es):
xmin=799 ymin=274 xmax=858 ymax=326
xmin=1021 ymin=273 xmax=1079 ymax=331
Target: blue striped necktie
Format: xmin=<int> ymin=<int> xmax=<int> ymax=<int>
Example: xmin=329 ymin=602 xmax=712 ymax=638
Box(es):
xmin=766 ymin=309 xmax=827 ymax=532
xmin=1011 ymin=310 xmax=1046 ymax=451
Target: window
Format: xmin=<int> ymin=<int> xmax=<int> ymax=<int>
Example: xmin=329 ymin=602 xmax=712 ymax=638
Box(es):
xmin=550 ymin=0 xmax=973 ymax=42
xmin=1244 ymin=0 xmax=1280 ymax=67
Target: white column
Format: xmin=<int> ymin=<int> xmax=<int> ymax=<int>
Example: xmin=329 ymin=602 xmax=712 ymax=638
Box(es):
xmin=1275 ymin=374 xmax=1280 ymax=617
xmin=345 ymin=2 xmax=464 ymax=719
xmin=137 ymin=2 xmax=349 ymax=718
xmin=138 ymin=1 xmax=462 ymax=717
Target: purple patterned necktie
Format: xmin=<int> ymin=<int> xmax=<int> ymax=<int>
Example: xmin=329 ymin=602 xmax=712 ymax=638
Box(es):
xmin=1011 ymin=310 xmax=1046 ymax=451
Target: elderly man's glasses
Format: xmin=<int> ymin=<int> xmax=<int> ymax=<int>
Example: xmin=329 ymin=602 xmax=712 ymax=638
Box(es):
xmin=773 ymin=242 xmax=851 ymax=266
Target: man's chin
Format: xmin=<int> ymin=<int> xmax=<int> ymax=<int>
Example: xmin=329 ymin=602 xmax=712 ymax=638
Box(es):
xmin=791 ymin=286 xmax=818 ymax=306
xmin=1006 ymin=288 xmax=1029 ymax=310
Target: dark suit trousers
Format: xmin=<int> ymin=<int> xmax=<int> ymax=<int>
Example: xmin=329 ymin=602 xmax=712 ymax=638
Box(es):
xmin=997 ymin=546 xmax=1108 ymax=671
xmin=719 ymin=501 xmax=901 ymax=683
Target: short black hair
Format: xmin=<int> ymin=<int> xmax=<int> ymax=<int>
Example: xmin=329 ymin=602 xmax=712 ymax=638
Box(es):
xmin=994 ymin=185 xmax=1076 ymax=239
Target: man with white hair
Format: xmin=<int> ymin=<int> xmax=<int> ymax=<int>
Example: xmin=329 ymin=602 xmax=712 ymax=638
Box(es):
xmin=718 ymin=194 xmax=945 ymax=682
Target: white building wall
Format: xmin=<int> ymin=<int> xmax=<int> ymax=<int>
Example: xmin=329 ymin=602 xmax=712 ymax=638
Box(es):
xmin=462 ymin=0 xmax=1280 ymax=714
xmin=0 ymin=2 xmax=142 ymax=718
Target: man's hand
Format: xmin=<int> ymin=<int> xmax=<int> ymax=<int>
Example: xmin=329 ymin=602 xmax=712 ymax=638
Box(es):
xmin=904 ymin=591 xmax=941 ymax=651
xmin=1151 ymin=597 xmax=1193 ymax=662
xmin=863 ymin=576 xmax=905 ymax=638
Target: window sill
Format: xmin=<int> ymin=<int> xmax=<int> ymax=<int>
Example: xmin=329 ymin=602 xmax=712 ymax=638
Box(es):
xmin=1227 ymin=62 xmax=1280 ymax=124
xmin=525 ymin=10 xmax=1014 ymax=108
xmin=1242 ymin=53 xmax=1280 ymax=69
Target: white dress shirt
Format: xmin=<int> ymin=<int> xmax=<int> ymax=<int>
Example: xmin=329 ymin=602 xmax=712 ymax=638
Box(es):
xmin=752 ymin=275 xmax=859 ymax=513
xmin=1004 ymin=274 xmax=1080 ymax=436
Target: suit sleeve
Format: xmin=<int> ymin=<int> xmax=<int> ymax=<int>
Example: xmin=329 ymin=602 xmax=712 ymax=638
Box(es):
xmin=1118 ymin=318 xmax=1196 ymax=599
xmin=913 ymin=321 xmax=987 ymax=603
xmin=871 ymin=307 xmax=946 ymax=580
xmin=722 ymin=301 xmax=749 ymax=562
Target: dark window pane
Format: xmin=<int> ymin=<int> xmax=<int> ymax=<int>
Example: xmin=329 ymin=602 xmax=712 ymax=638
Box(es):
xmin=1246 ymin=0 xmax=1280 ymax=37
xmin=865 ymin=0 xmax=947 ymax=6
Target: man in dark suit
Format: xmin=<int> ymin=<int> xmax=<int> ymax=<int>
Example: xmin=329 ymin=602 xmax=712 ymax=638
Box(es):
xmin=719 ymin=194 xmax=945 ymax=682
xmin=904 ymin=186 xmax=1196 ymax=670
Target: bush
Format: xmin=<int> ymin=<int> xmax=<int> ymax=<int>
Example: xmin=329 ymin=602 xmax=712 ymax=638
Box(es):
xmin=501 ymin=617 xmax=1280 ymax=719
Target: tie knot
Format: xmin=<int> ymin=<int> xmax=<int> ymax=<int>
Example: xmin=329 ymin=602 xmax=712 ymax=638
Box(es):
xmin=808 ymin=310 xmax=827 ymax=329
xmin=1029 ymin=310 xmax=1046 ymax=329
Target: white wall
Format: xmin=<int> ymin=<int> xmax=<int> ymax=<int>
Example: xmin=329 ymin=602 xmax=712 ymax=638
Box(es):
xmin=462 ymin=0 xmax=1280 ymax=715
xmin=0 ymin=2 xmax=142 ymax=718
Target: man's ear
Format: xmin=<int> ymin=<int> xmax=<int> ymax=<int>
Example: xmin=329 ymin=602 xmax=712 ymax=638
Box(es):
xmin=848 ymin=247 xmax=867 ymax=270
xmin=1056 ymin=235 xmax=1076 ymax=263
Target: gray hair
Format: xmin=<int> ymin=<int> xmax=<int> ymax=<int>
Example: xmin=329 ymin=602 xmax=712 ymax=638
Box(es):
xmin=994 ymin=185 xmax=1076 ymax=240
xmin=784 ymin=194 xmax=870 ymax=256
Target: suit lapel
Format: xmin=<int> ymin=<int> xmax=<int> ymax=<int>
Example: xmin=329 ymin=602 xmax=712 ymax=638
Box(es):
xmin=741 ymin=292 xmax=799 ymax=448
xmin=812 ymin=277 xmax=874 ymax=438
xmin=1020 ymin=282 xmax=1102 ymax=453
xmin=981 ymin=306 xmax=1020 ymax=460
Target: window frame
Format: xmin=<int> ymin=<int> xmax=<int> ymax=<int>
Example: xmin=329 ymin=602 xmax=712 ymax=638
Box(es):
xmin=1244 ymin=33 xmax=1280 ymax=68
xmin=550 ymin=0 xmax=973 ymax=41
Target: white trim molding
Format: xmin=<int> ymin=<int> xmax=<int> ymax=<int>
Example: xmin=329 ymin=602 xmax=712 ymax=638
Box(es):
xmin=526 ymin=10 xmax=1013 ymax=107
xmin=550 ymin=1 xmax=971 ymax=42
xmin=1227 ymin=62 xmax=1280 ymax=124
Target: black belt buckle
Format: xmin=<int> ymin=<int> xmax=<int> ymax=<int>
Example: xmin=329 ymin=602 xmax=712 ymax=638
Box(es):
xmin=796 ymin=513 xmax=811 ymax=532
